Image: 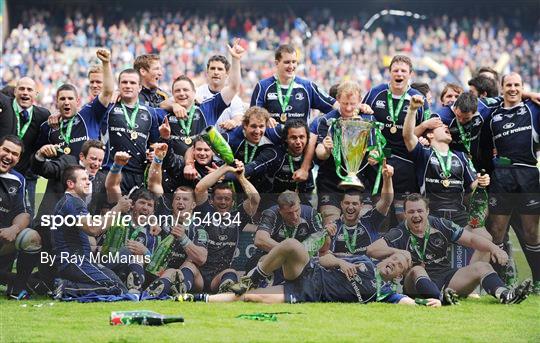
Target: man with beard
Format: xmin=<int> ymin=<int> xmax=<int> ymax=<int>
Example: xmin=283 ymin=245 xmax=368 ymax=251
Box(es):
xmin=251 ymin=44 xmax=335 ymax=124
xmin=0 ymin=135 xmax=42 ymax=298
xmin=36 ymin=49 xmax=114 ymax=157
xmin=179 ymin=239 xmax=441 ymax=306
xmin=328 ymin=162 xmax=394 ymax=256
xmin=196 ymin=54 xmax=245 ymax=131
xmin=135 ymin=54 xmax=168 ymax=108
xmin=193 ymin=160 xmax=259 ymax=293
xmin=367 ymin=194 xmax=533 ymax=304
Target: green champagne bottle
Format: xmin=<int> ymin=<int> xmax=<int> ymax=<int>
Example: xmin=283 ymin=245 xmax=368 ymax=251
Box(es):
xmin=110 ymin=310 xmax=184 ymax=326
xmin=468 ymin=169 xmax=489 ymax=228
xmin=200 ymin=126 xmax=235 ymax=165
xmin=302 ymin=230 xmax=327 ymax=257
xmin=146 ymin=234 xmax=175 ymax=276
xmin=101 ymin=217 xmax=127 ymax=255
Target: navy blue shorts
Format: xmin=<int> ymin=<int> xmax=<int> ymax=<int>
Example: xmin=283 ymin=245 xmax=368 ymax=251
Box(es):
xmin=283 ymin=262 xmax=322 ymax=303
xmin=430 ymin=267 xmax=459 ymax=291
xmin=489 ymin=167 xmax=540 ymax=215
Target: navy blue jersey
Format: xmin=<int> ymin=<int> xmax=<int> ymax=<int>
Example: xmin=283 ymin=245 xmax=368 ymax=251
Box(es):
xmin=410 ymin=142 xmax=476 ymax=212
xmin=250 ymin=75 xmax=335 ymax=122
xmin=486 ymin=100 xmax=540 ymax=167
xmin=257 ymin=204 xmax=322 ymax=242
xmin=36 ymin=97 xmax=108 ymax=158
xmin=139 ymin=86 xmax=168 ymax=108
xmin=198 ymin=202 xmax=253 ymax=272
xmin=384 ymin=216 xmax=464 ymax=275
xmin=317 ymin=255 xmax=404 ymax=304
xmin=362 ymin=84 xmax=428 ymax=159
xmin=330 ymin=208 xmax=386 ymax=255
xmin=166 ymin=94 xmax=229 ymax=157
xmin=166 ymin=223 xmax=208 ymax=269
xmin=101 ymin=102 xmax=164 ymax=173
xmin=221 ymin=127 xmax=278 ymax=192
xmin=266 ymin=145 xmax=315 ymax=194
xmin=51 ymin=193 xmax=91 ymax=270
xmin=0 ymin=170 xmax=28 ymax=228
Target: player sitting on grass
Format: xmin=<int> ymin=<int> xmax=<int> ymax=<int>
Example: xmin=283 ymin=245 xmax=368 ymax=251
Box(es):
xmin=176 ymin=238 xmax=441 ymax=306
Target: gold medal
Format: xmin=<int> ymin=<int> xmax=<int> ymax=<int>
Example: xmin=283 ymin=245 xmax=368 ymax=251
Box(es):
xmin=131 ymin=131 xmax=138 ymax=140
xmin=389 ymin=126 xmax=398 ymax=134
xmin=442 ymin=179 xmax=450 ymax=188
xmin=184 ymin=137 xmax=192 ymax=145
xmin=280 ymin=113 xmax=288 ymax=123
xmin=63 ymin=147 xmax=71 ymax=155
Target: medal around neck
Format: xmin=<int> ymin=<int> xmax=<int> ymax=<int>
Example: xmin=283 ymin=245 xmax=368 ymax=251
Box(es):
xmin=200 ymin=126 xmax=235 ymax=165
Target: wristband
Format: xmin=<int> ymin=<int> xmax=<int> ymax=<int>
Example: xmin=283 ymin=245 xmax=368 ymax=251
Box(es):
xmin=179 ymin=235 xmax=191 ymax=248
xmin=153 ymin=156 xmax=163 ymax=165
xmin=110 ymin=163 xmax=124 ymax=174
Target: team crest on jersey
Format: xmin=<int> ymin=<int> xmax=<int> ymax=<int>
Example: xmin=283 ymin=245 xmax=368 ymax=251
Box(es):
xmin=140 ymin=113 xmax=149 ymax=121
xmin=432 ymin=237 xmax=444 ymax=247
xmin=376 ymin=100 xmax=386 ymax=109
xmin=472 ymin=118 xmax=482 ymax=127
xmin=503 ymin=123 xmax=515 ymax=130
xmin=321 ymin=195 xmax=330 ymax=203
xmin=489 ymin=197 xmax=497 ymax=207
xmin=516 ymin=107 xmax=526 ymax=115
xmin=267 ymin=92 xmax=278 ymax=100
xmin=8 ymin=186 xmax=17 ymax=195
xmin=297 ymin=227 xmax=307 ymax=236
xmin=492 ymin=114 xmax=503 ymax=122
xmin=430 ymin=157 xmax=440 ymax=165
xmin=402 ymin=105 xmax=409 ymax=113
xmin=168 ymin=117 xmax=178 ymax=123
xmin=285 ymin=105 xmax=293 ymax=111
xmin=295 ymin=93 xmax=305 ymax=101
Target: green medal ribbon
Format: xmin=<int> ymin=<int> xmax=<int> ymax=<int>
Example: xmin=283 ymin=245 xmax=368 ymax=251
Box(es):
xmin=121 ymin=102 xmax=140 ymax=131
xmin=455 ymin=120 xmax=471 ymax=155
xmin=423 ymin=108 xmax=431 ymax=121
xmin=276 ymin=77 xmax=295 ymax=113
xmin=432 ymin=147 xmax=454 ymax=180
xmin=179 ymin=105 xmax=196 ymax=138
xmin=367 ymin=123 xmax=388 ymax=195
xmin=405 ymin=222 xmax=431 ymax=263
xmin=129 ymin=225 xmax=146 ymax=241
xmin=12 ymin=99 xmax=33 ymax=139
xmin=244 ymin=142 xmax=258 ymax=164
xmin=59 ymin=117 xmax=75 ymax=147
xmin=386 ymin=89 xmax=408 ymax=127
xmin=287 ymin=154 xmax=301 ymax=191
xmin=341 ymin=223 xmax=358 ymax=254
xmin=284 ymin=225 xmax=298 ymax=239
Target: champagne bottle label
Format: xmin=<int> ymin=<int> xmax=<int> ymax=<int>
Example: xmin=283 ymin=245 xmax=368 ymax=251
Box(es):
xmin=146 ymin=235 xmax=174 ymax=275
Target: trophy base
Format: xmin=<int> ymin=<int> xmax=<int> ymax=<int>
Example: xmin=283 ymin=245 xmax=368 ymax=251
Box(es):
xmin=338 ymin=176 xmax=365 ymax=191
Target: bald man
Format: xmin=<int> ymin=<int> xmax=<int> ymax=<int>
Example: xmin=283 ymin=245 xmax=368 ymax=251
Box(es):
xmin=0 ymin=77 xmax=51 ymax=211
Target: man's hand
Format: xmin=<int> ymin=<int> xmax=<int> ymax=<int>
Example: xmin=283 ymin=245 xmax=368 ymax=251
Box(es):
xmin=292 ymin=169 xmax=309 ymax=182
xmin=48 ymin=113 xmax=61 ymax=129
xmin=112 ymin=195 xmax=132 ymax=214
xmin=126 ymin=240 xmax=147 ymax=255
xmin=113 ymin=151 xmax=131 ymax=166
xmin=228 ymin=38 xmax=246 ymax=60
xmin=357 ymin=103 xmax=374 ymax=115
xmin=425 ymin=298 xmax=442 ymax=307
xmin=172 ymin=103 xmax=187 ymax=119
xmin=490 ymin=246 xmax=509 ymax=265
xmin=149 ymin=225 xmax=162 ymax=236
xmin=382 ymin=161 xmax=394 ymax=179
xmin=171 ymin=225 xmax=186 ymax=239
xmin=339 ymin=260 xmax=361 ymax=280
xmin=110 ymin=90 xmax=120 ymax=104
xmin=159 ymin=116 xmax=171 ymax=140
xmin=0 ymin=226 xmax=19 ymax=243
xmin=368 ymin=150 xmax=380 ymax=166
xmin=184 ymin=164 xmax=200 ymax=180
xmin=96 ymin=48 xmax=111 ymax=63
xmin=409 ymin=94 xmax=424 ymax=111
xmin=418 ymin=136 xmax=430 ymax=147
xmin=323 ymin=136 xmax=333 ymax=153
xmin=219 ymin=119 xmax=241 ymax=131
xmin=37 ymin=144 xmax=59 ymax=158
xmin=205 ymin=162 xmax=221 ymax=174
xmin=267 ymin=117 xmax=278 ymax=128
xmin=325 ymin=223 xmax=337 ymax=237
xmin=477 ymin=173 xmax=490 ymax=187
xmin=421 ymin=117 xmax=443 ymax=130
xmin=153 ymin=143 xmax=168 ymax=160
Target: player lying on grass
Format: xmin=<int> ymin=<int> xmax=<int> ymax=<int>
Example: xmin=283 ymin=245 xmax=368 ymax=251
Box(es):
xmin=366 ymin=193 xmax=533 ymax=304
xmin=176 ymin=238 xmax=442 ymax=306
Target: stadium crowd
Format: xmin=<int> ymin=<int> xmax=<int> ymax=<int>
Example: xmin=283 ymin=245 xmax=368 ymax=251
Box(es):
xmin=0 ymin=7 xmax=538 ymax=306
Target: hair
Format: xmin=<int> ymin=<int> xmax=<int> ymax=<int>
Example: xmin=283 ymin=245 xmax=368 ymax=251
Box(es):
xmin=0 ymin=134 xmax=24 ymax=155
xmin=500 ymin=72 xmax=522 ymax=87
xmin=56 ymin=83 xmax=78 ymax=99
xmin=87 ymin=65 xmax=103 ymax=78
xmin=439 ymin=83 xmax=464 ymax=102
xmin=242 ymin=106 xmax=270 ymax=127
xmin=468 ymin=75 xmax=498 ymax=98
xmin=174 ymin=185 xmax=195 ymax=198
xmin=336 ymin=80 xmax=362 ymax=99
xmin=342 ymin=190 xmax=363 ymax=202
xmin=172 ymin=75 xmax=195 ymax=92
xmin=131 ymin=188 xmax=157 ymax=203
xmin=134 ymin=54 xmax=160 ymax=72
xmin=80 ymin=140 xmax=104 ymax=158
xmin=410 ymin=82 xmax=430 ymax=97
xmin=329 ymin=83 xmax=340 ymax=99
xmin=275 ymin=44 xmax=296 ymax=61
xmin=389 ymin=55 xmax=413 ymax=72
xmin=277 ymin=191 xmax=301 ymax=208
xmin=453 ymin=92 xmax=478 ymax=114
xmin=62 ymin=165 xmax=85 ymax=190
xmin=403 ymin=193 xmax=430 ymax=211
xmin=283 ymin=119 xmax=309 ymax=143
xmin=118 ymin=68 xmax=141 ymax=84
xmin=192 ymin=136 xmax=207 ymax=147
xmin=476 ymin=66 xmax=499 ymax=81
xmin=207 ymin=55 xmax=230 ymax=72
xmin=213 ymin=182 xmax=234 ymax=196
